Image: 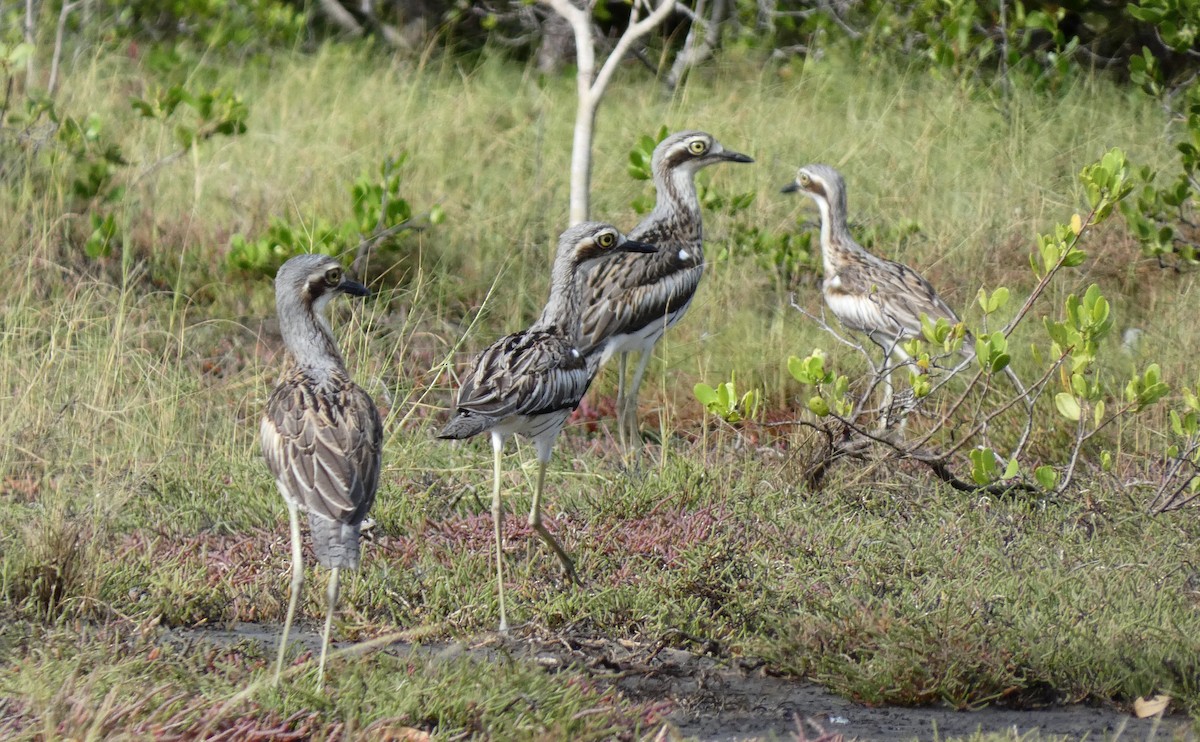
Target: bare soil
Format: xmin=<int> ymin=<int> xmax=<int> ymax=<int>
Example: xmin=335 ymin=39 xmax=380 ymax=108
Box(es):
xmin=167 ymin=624 xmax=1195 ymax=741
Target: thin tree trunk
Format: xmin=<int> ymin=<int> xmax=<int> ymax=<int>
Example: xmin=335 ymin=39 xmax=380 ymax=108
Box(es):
xmin=49 ymin=1 xmax=80 ymax=97
xmin=666 ymin=0 xmax=726 ymax=91
xmin=542 ymin=0 xmax=676 ymax=225
xmin=24 ymin=0 xmax=37 ymax=84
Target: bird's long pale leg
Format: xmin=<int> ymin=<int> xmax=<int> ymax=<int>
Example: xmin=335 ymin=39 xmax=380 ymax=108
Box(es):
xmin=884 ymin=344 xmax=913 ymax=432
xmin=623 ymin=350 xmax=654 ymax=450
xmin=317 ymin=566 xmax=340 ymax=686
xmin=615 ymin=352 xmax=629 ymax=450
xmin=274 ymin=500 xmax=304 ymax=685
xmin=490 ymin=431 xmax=509 ymax=632
xmin=528 ymin=434 xmax=579 ymax=585
xmin=879 ymin=369 xmax=894 ymax=429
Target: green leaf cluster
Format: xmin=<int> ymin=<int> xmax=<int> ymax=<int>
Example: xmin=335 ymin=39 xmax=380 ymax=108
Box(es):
xmin=1079 ymin=148 xmax=1132 ymax=220
xmin=130 ymin=87 xmax=248 ymax=149
xmin=693 ymin=375 xmax=761 ymax=424
xmin=1125 ymin=364 xmax=1170 ymax=411
xmin=626 ymin=126 xmax=669 ymax=182
xmin=227 ymin=154 xmax=438 ymax=278
xmin=968 ymin=447 xmax=1019 ymax=486
xmin=787 ymin=350 xmax=851 ymax=418
xmin=1043 ymin=284 xmax=1112 ymax=374
xmin=1128 ymin=0 xmax=1200 ymax=51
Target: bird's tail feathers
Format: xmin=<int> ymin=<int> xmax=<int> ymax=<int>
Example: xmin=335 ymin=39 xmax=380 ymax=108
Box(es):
xmin=438 ymin=411 xmax=489 ymax=440
xmin=308 ymin=513 xmax=361 ymax=570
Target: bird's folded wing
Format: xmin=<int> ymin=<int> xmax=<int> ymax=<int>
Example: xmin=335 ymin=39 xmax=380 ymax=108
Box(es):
xmin=840 ymin=257 xmax=961 ymax=337
xmin=455 ymin=331 xmax=591 ymax=419
xmin=580 ymin=250 xmax=702 ymax=354
xmin=262 ymin=375 xmax=383 ymax=525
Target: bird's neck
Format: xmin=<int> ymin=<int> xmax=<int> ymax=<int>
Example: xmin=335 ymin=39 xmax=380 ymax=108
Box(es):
xmin=815 ymin=195 xmax=858 ymax=278
xmin=643 ymin=165 xmax=703 ymax=242
xmin=277 ymin=293 xmax=347 ymax=378
xmin=531 ymin=259 xmax=585 ymax=343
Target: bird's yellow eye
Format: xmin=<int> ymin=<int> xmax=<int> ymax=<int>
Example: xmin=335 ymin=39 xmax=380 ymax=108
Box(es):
xmin=688 ymin=139 xmax=708 ymax=155
xmin=597 ymin=231 xmax=616 ymax=248
xmin=324 ymin=267 xmax=342 ymax=286
xmin=798 ymin=172 xmax=812 ymax=187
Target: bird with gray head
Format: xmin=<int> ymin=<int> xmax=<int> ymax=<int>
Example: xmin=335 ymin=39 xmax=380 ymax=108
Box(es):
xmin=260 ymin=253 xmax=382 ymax=686
xmin=781 ymin=164 xmax=1029 ymax=427
xmin=440 ymin=222 xmax=656 ymax=632
xmin=579 ymin=130 xmax=753 ymax=451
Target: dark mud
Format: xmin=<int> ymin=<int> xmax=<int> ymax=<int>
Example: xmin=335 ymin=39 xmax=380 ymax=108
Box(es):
xmin=167 ymin=624 xmax=1194 ymax=741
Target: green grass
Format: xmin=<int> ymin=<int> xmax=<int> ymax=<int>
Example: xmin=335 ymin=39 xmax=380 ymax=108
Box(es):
xmin=1 ymin=40 xmax=1199 ymax=738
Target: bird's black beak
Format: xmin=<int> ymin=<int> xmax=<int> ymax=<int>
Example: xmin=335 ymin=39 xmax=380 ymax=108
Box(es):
xmin=780 ymin=181 xmax=801 ymax=194
xmin=340 ymin=278 xmax=370 ymax=297
xmin=721 ymin=150 xmax=755 ymax=164
xmin=621 ymin=238 xmax=658 ymax=254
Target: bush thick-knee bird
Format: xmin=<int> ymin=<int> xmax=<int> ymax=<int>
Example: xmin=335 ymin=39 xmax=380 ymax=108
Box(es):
xmin=781 ymin=164 xmax=1029 ymax=425
xmin=440 ymin=222 xmax=655 ymax=631
xmin=261 ymin=253 xmax=382 ymax=686
xmin=579 ymin=131 xmax=753 ymax=450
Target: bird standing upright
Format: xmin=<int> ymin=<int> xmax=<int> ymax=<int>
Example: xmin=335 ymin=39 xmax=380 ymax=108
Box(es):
xmin=439 ymin=223 xmax=656 ymax=632
xmin=579 ymin=131 xmax=753 ymax=450
xmin=781 ymin=163 xmax=1028 ymax=423
xmin=260 ymin=253 xmax=383 ymax=686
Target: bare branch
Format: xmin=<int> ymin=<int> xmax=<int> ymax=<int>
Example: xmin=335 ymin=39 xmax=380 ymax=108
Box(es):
xmin=592 ymin=0 xmax=676 ymax=99
xmin=315 ymin=0 xmax=366 ymax=37
xmin=48 ymin=1 xmax=81 ymax=97
xmin=666 ymin=0 xmax=726 ymax=90
xmin=24 ymin=0 xmax=37 ymax=83
xmin=540 ymin=0 xmax=675 ymax=224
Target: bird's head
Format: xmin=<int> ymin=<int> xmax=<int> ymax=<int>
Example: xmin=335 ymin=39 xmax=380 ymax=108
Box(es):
xmin=557 ymin=222 xmax=657 ymax=269
xmin=781 ymin=164 xmax=845 ymax=212
xmin=654 ymin=130 xmax=754 ymax=178
xmin=275 ymin=253 xmax=369 ymax=316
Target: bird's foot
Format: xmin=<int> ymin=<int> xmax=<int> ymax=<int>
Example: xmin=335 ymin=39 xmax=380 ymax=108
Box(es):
xmin=559 ymin=560 xmax=582 ymax=588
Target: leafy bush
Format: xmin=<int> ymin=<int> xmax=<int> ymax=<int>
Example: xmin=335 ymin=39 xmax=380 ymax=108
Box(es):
xmin=0 ymin=58 xmax=248 ymax=262
xmin=694 ymin=375 xmax=761 ymax=424
xmin=227 ymin=154 xmax=443 ymax=281
xmin=1120 ymin=60 xmax=1200 ymax=268
xmin=91 ymin=0 xmax=304 ymax=50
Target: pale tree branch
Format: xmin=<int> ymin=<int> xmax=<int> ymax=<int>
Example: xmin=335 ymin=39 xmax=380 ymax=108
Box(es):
xmin=48 ymin=1 xmax=81 ymax=97
xmin=592 ymin=0 xmax=677 ymax=97
xmin=541 ymin=0 xmax=676 ymax=225
xmin=666 ymin=0 xmax=726 ymax=90
xmin=24 ymin=0 xmax=37 ymax=83
xmin=316 ymin=0 xmax=366 ymax=37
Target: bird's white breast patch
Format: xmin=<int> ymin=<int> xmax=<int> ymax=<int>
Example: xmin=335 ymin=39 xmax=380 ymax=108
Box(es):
xmin=825 ymin=290 xmax=891 ymax=335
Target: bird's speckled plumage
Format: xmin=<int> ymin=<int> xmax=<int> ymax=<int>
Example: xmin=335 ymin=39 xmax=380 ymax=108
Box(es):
xmin=261 ymin=254 xmax=382 ymax=570
xmin=439 ymin=222 xmax=656 ymax=631
xmin=260 ymin=253 xmax=381 ymax=685
xmin=579 ymin=131 xmax=753 ymax=364
xmin=577 ymin=131 xmax=752 ymax=450
xmin=783 ymin=164 xmax=1031 ymax=430
xmin=440 ymin=222 xmax=655 ymax=444
xmin=262 ymin=369 xmax=381 ymax=567
xmin=784 ymin=164 xmax=962 ymax=350
xmin=437 ymin=330 xmax=587 ymax=441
